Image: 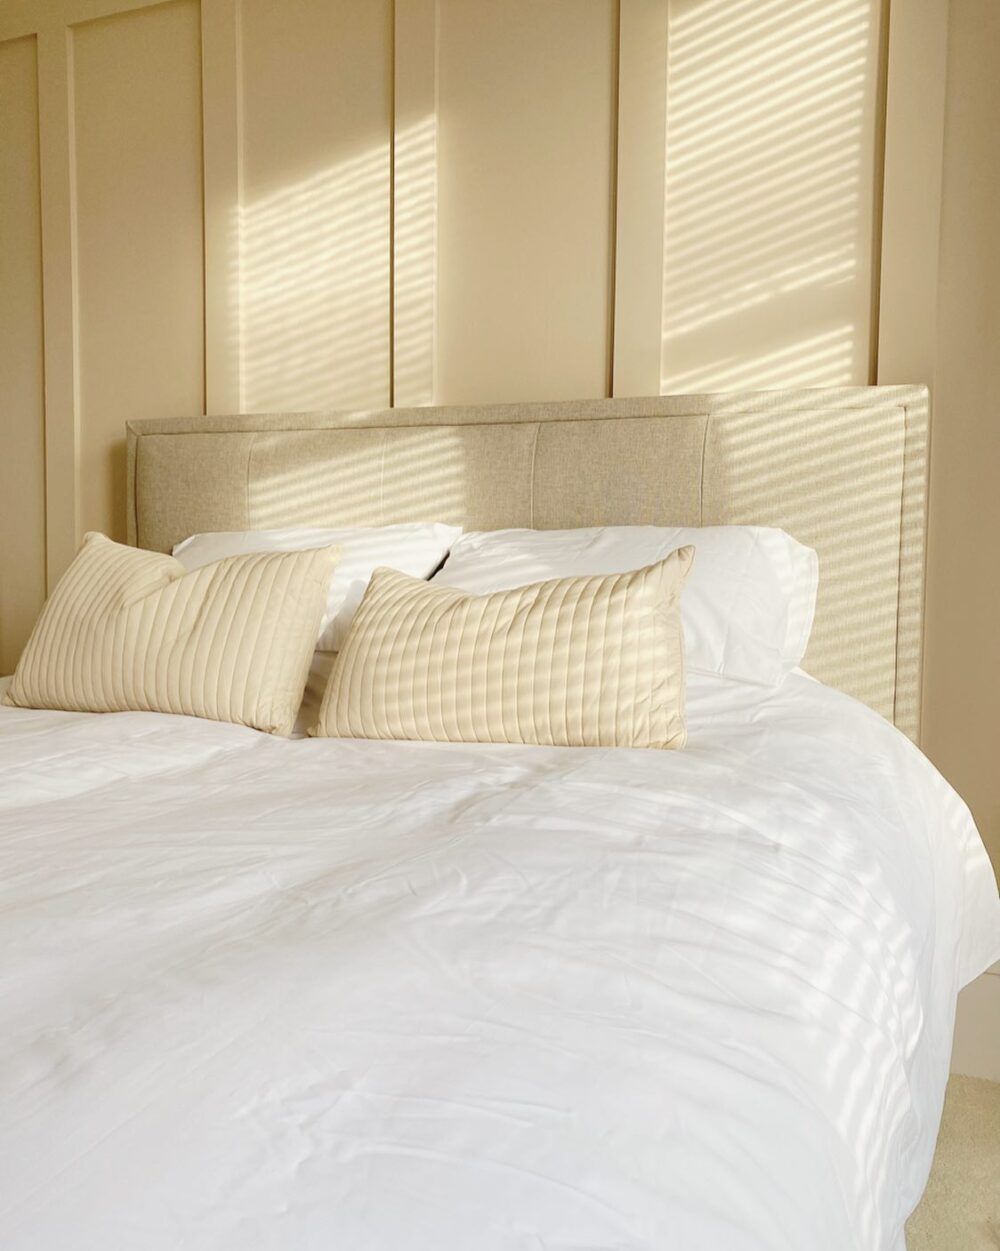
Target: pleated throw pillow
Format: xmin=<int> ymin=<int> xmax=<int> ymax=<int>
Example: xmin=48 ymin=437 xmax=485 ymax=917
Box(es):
xmin=3 ymin=532 xmax=339 ymax=735
xmin=313 ymin=547 xmax=694 ymax=749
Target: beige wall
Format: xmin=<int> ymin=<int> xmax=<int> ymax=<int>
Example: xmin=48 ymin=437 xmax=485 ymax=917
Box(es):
xmin=434 ymin=0 xmax=618 ymax=404
xmin=0 ymin=0 xmax=995 ymax=864
xmin=921 ymin=0 xmax=1000 ymax=875
xmin=73 ymin=0 xmax=205 ymax=541
xmin=0 ymin=34 xmax=46 ymax=674
xmin=659 ymin=0 xmax=884 ymax=392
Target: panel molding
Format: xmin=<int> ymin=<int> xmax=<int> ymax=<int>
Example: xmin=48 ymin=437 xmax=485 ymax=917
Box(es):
xmin=0 ymin=0 xmax=184 ymax=43
xmin=0 ymin=33 xmax=47 ymax=670
xmin=392 ymin=0 xmax=438 ymax=407
xmin=202 ymin=0 xmax=242 ymax=413
xmin=71 ymin=0 xmax=205 ymax=543
xmin=37 ymin=20 xmax=80 ymax=587
xmin=611 ymin=0 xmax=668 ymax=397
xmin=876 ymin=0 xmax=949 ymax=388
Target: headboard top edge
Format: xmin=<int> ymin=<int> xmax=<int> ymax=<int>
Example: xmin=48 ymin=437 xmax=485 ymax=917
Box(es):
xmin=125 ymin=385 xmax=929 ymax=440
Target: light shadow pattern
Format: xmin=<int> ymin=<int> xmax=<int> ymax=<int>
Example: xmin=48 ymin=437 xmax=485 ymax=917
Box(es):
xmin=393 ymin=115 xmax=439 ymax=407
xmin=704 ymin=398 xmax=905 ymax=716
xmin=238 ymin=144 xmax=391 ymax=413
xmin=660 ymin=0 xmax=883 ymax=390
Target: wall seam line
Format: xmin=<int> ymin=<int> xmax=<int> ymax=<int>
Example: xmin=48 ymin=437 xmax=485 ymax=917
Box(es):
xmin=607 ymin=0 xmax=622 ymax=399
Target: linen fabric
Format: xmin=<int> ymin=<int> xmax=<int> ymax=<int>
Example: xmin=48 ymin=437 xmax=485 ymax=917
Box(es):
xmin=3 ymin=532 xmax=338 ymax=735
xmin=315 ymin=548 xmax=695 ymax=748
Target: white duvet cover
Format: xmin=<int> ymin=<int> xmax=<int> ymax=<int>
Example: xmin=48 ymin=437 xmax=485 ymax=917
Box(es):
xmin=1 ymin=672 xmax=997 ymax=1251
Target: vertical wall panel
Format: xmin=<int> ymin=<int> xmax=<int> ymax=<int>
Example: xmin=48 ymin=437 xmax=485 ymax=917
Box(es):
xmin=919 ymin=0 xmax=1000 ymax=870
xmin=201 ymin=0 xmax=242 ymax=414
xmin=238 ymin=0 xmax=392 ymax=413
xmin=660 ymin=0 xmax=884 ymax=391
xmin=36 ymin=21 xmax=81 ymax=586
xmin=393 ymin=0 xmax=438 ymax=408
xmin=0 ymin=35 xmax=46 ymax=672
xmin=434 ymin=0 xmax=617 ymax=405
xmin=73 ymin=0 xmax=204 ymax=542
xmin=876 ymin=0 xmax=948 ymax=387
xmin=613 ymin=0 xmax=669 ymax=397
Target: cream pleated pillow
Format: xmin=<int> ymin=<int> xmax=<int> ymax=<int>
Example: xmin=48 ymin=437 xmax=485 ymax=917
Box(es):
xmin=313 ymin=547 xmax=694 ymax=749
xmin=3 ymin=532 xmax=339 ymax=735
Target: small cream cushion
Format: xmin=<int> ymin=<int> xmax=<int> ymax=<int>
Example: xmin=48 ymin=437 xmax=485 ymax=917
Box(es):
xmin=3 ymin=532 xmax=339 ymax=735
xmin=313 ymin=548 xmax=694 ymax=749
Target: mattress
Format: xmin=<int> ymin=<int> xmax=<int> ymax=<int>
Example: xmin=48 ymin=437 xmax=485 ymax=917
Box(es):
xmin=1 ymin=671 xmax=997 ymax=1251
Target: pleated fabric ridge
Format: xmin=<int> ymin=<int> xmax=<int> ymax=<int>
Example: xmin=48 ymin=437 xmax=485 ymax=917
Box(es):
xmin=314 ymin=546 xmax=694 ymax=749
xmin=3 ymin=532 xmax=340 ymax=735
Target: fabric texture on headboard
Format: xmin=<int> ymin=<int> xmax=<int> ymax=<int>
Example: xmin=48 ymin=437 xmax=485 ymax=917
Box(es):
xmin=126 ymin=387 xmax=929 ymax=739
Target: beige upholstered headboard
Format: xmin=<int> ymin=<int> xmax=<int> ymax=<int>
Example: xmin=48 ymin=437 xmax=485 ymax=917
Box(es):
xmin=126 ymin=386 xmax=930 ymax=739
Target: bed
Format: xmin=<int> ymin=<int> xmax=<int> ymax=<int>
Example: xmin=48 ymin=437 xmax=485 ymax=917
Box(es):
xmin=2 ymin=387 xmax=998 ymax=1251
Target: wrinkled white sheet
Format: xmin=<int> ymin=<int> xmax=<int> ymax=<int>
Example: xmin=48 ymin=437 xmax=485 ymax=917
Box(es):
xmin=1 ymin=672 xmax=997 ymax=1251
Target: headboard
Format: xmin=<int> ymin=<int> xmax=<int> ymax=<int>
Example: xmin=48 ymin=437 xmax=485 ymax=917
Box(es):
xmin=126 ymin=386 xmax=930 ymax=739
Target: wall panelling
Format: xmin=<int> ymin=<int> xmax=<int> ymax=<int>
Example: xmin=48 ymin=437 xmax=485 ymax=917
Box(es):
xmin=0 ymin=35 xmax=46 ymax=673
xmin=72 ymin=0 xmax=205 ymax=542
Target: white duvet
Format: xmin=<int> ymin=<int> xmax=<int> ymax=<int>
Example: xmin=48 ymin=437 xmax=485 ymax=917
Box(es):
xmin=1 ymin=672 xmax=997 ymax=1251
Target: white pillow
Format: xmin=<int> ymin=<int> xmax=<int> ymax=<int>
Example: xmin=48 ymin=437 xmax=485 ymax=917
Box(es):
xmin=174 ymin=524 xmax=462 ymax=653
xmin=431 ymin=526 xmax=818 ymax=687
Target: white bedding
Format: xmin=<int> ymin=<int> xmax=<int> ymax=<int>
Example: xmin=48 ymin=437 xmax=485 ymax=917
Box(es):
xmin=1 ymin=672 xmax=997 ymax=1251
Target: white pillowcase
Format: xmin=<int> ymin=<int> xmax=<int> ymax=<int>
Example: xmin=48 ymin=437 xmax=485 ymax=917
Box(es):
xmin=431 ymin=526 xmax=818 ymax=687
xmin=174 ymin=524 xmax=462 ymax=653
